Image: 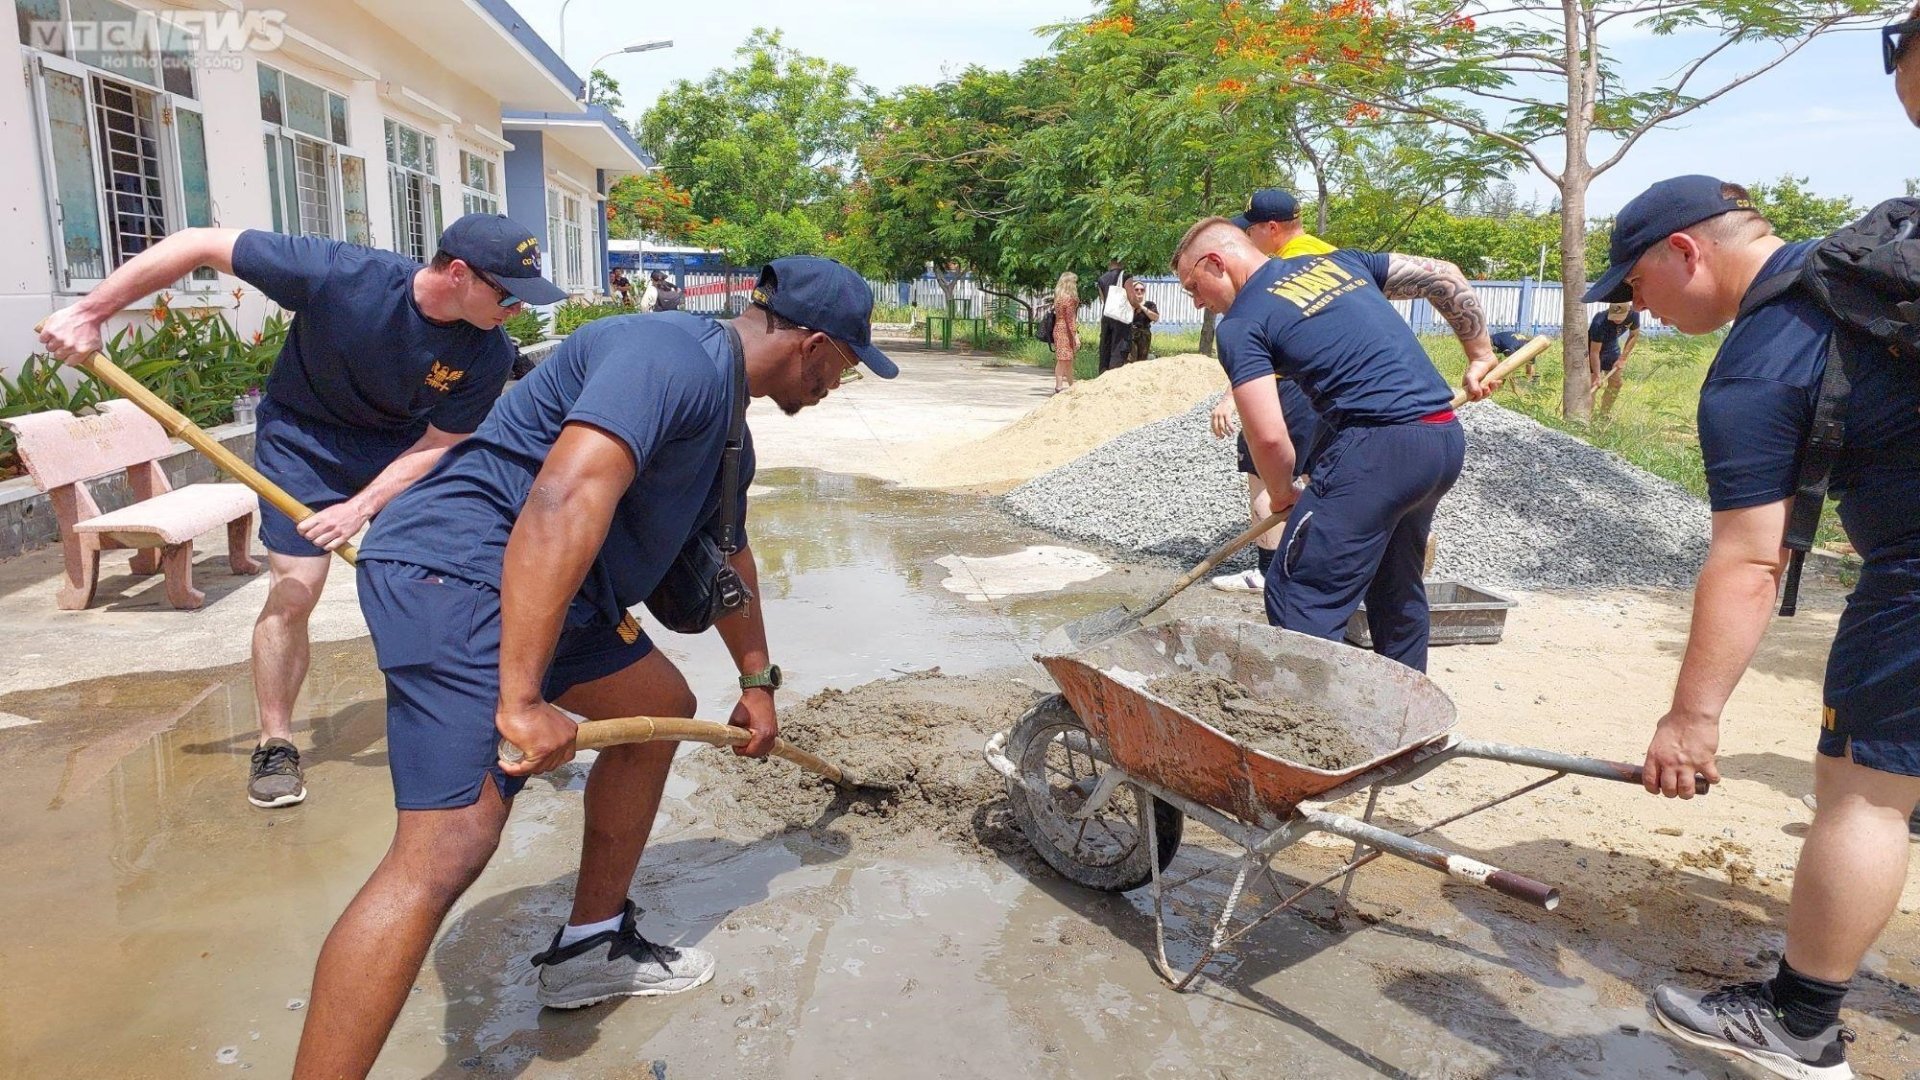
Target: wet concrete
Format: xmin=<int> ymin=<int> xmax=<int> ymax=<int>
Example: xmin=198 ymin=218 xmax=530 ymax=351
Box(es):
xmin=0 ymin=468 xmax=1909 ymax=1077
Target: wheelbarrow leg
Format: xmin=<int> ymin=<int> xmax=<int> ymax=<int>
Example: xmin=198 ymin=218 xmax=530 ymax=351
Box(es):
xmin=1147 ymin=800 xmax=1260 ymax=993
xmin=1333 ymin=783 xmax=1385 ymax=925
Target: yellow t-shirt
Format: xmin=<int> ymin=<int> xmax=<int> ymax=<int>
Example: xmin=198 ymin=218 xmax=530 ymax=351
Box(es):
xmin=1279 ymin=232 xmax=1337 ymax=258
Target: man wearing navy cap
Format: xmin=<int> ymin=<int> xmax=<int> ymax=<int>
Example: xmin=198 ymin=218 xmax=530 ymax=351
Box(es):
xmin=290 ymin=255 xmax=895 ymax=1074
xmin=1589 ymin=175 xmax=1920 ymax=1079
xmin=1231 ymin=188 xmax=1337 ymax=260
xmin=1171 ymin=217 xmax=1499 ymax=671
xmin=38 ymin=215 xmax=547 ymax=809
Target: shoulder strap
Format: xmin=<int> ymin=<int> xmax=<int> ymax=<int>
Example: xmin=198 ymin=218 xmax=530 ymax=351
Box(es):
xmin=1777 ymin=333 xmax=1851 ymax=617
xmin=713 ymin=322 xmax=749 ymax=554
xmin=1738 ymin=268 xmax=1804 ymax=321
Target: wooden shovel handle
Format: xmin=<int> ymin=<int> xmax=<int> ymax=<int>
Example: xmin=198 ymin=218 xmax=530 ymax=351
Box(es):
xmin=497 ymin=715 xmax=853 ymax=787
xmin=1138 ymin=507 xmax=1289 ymax=617
xmin=1452 ymin=334 xmax=1553 ymax=407
xmin=34 ymin=326 xmax=357 ymax=564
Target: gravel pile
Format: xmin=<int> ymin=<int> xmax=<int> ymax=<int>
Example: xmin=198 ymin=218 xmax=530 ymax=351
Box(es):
xmin=1000 ymin=394 xmax=1712 ymax=591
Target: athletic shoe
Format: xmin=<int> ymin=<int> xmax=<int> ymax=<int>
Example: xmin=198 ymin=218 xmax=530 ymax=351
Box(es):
xmin=532 ymin=900 xmax=715 ymax=1008
xmin=247 ymin=739 xmax=306 ymax=808
xmin=1209 ymin=569 xmax=1264 ymax=593
xmin=1652 ymin=981 xmax=1854 ymax=1080
xmin=1800 ymin=793 xmax=1920 ymax=838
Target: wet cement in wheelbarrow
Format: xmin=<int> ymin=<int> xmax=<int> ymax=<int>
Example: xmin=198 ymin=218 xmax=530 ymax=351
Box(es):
xmin=1146 ymin=671 xmax=1371 ymax=771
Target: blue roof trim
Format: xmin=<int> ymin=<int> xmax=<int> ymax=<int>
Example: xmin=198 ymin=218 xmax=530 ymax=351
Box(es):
xmin=501 ymin=106 xmax=655 ymax=169
xmin=473 ymin=0 xmax=585 ymax=99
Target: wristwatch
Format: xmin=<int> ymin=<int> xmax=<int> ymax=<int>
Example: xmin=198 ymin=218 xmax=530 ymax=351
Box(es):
xmin=739 ymin=664 xmax=782 ymax=691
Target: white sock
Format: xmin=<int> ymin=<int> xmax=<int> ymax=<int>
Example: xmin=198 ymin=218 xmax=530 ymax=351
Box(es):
xmin=557 ymin=912 xmax=624 ymax=948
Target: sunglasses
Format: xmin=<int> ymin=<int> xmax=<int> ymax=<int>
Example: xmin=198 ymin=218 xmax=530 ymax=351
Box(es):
xmin=468 ymin=266 xmax=523 ymax=309
xmin=1884 ymin=17 xmax=1920 ymax=74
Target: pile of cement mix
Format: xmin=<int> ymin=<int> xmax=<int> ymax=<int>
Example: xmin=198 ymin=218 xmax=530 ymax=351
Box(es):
xmin=902 ymin=354 xmax=1226 ymax=491
xmin=678 ymin=671 xmax=1044 ymax=856
xmin=1146 ymin=672 xmax=1370 ymax=771
xmin=1002 ymin=394 xmax=1712 ymax=591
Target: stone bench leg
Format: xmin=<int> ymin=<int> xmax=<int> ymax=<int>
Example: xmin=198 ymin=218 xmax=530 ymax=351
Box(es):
xmin=160 ymin=541 xmax=205 ymax=610
xmin=228 ymin=514 xmax=262 ymax=576
xmin=58 ymin=531 xmax=102 ymax=611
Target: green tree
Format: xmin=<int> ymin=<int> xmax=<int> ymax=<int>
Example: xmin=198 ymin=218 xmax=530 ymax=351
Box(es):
xmin=586 ymin=69 xmax=623 ymax=112
xmin=637 ymin=29 xmax=875 ymax=268
xmin=1747 ymin=175 xmax=1862 ymax=243
xmin=1298 ymin=0 xmax=1897 ymax=419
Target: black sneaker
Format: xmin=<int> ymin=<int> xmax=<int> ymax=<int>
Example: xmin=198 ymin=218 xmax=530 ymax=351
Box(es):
xmin=1653 ymin=980 xmax=1854 ymax=1079
xmin=531 ymin=900 xmax=715 ymax=1009
xmin=247 ymin=739 xmax=307 ymax=808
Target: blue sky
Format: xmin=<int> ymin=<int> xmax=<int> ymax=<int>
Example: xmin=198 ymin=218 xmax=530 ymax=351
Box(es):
xmin=515 ymin=0 xmax=1916 ymax=218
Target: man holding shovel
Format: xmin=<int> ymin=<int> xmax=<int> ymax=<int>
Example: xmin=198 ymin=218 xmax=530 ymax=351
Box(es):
xmin=1172 ymin=218 xmax=1499 ymax=672
xmin=37 ymin=216 xmax=554 ymax=809
xmin=291 ymin=256 xmax=896 ymax=1077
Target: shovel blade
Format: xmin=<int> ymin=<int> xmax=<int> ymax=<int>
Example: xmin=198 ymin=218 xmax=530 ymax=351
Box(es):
xmin=1038 ymin=604 xmax=1140 ymax=657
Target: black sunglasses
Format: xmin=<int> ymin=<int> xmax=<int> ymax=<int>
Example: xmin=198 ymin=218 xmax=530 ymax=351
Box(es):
xmin=468 ymin=266 xmax=523 ymax=309
xmin=1884 ymin=18 xmax=1920 ymax=74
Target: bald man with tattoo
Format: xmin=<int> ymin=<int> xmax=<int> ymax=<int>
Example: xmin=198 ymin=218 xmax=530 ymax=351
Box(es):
xmin=1172 ymin=217 xmax=1499 ymax=671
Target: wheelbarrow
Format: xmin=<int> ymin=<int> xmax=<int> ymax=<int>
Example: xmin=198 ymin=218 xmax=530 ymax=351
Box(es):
xmin=984 ymin=616 xmax=1705 ymax=991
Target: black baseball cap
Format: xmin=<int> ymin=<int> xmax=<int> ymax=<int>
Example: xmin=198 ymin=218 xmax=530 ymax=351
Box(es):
xmin=750 ymin=256 xmax=899 ymax=378
xmin=1584 ymin=175 xmax=1756 ymax=304
xmin=437 ymin=214 xmax=568 ymax=306
xmin=1231 ymin=189 xmax=1301 ymax=229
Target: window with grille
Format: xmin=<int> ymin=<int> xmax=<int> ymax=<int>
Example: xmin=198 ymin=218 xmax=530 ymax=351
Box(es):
xmin=546 ymin=186 xmax=564 ymax=287
xmin=460 ymin=149 xmax=500 ymax=217
xmin=563 ymin=194 xmax=584 ymax=289
xmin=24 ymin=0 xmax=210 ymax=290
xmin=258 ymin=63 xmax=353 ymax=242
xmin=386 ymin=118 xmax=441 ymax=262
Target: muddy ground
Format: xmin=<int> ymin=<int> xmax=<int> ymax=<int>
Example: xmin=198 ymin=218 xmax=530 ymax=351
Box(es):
xmin=0 ymin=348 xmax=1916 ymax=1077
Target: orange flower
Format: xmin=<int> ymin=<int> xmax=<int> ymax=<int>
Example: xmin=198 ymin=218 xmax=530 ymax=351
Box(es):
xmin=150 ymin=294 xmax=172 ymax=322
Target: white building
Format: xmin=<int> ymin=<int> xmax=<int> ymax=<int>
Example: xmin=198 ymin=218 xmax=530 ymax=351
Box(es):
xmin=3 ymin=0 xmax=649 ymax=376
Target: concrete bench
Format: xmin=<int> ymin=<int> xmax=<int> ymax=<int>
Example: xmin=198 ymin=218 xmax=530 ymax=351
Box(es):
xmin=3 ymin=399 xmax=260 ymax=610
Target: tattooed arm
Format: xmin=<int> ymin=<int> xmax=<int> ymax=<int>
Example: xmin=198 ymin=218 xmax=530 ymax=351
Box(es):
xmin=1382 ymin=253 xmax=1499 ymax=400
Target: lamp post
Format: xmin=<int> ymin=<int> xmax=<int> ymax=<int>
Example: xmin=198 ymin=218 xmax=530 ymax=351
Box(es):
xmin=581 ymin=39 xmax=673 ymax=103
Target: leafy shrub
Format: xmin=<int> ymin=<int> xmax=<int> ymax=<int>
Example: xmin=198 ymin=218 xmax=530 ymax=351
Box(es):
xmin=503 ymin=307 xmax=549 ymax=347
xmin=551 ymin=300 xmax=628 ymax=337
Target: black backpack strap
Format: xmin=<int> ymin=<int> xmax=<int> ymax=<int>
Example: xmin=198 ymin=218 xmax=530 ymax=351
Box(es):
xmin=1738 ymin=268 xmax=1804 ymax=320
xmin=1777 ymin=333 xmax=1850 ymax=616
xmin=714 ymin=323 xmax=750 ymax=554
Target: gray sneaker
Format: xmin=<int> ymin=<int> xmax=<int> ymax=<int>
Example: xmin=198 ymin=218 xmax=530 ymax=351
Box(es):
xmin=247 ymin=739 xmax=306 ymax=808
xmin=532 ymin=901 xmax=715 ymax=1009
xmin=1653 ymin=981 xmax=1854 ymax=1080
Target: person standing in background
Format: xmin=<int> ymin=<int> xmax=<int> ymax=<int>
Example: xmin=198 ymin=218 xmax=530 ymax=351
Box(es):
xmin=1051 ymin=271 xmax=1081 ymax=394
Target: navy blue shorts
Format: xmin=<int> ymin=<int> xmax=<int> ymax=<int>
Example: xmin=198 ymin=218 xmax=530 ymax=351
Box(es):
xmin=253 ymin=398 xmax=418 ymax=558
xmin=1816 ymin=550 xmax=1920 ymax=777
xmin=358 ymin=560 xmax=655 ymax=810
xmin=1265 ymin=418 xmax=1465 ymax=673
xmin=1598 ymin=354 xmax=1622 ymax=374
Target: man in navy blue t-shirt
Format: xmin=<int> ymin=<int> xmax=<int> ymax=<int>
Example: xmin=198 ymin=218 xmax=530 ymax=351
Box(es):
xmin=1171 ymin=217 xmax=1501 ymax=671
xmin=1585 ymin=175 xmax=1920 ymax=1077
xmin=38 ymin=215 xmax=550 ymax=810
xmin=289 ymin=256 xmax=897 ymax=1074
xmin=1585 ymin=302 xmax=1642 ymax=416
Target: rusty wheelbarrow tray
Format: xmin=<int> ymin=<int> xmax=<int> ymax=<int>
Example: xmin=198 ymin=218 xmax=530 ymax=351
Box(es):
xmin=983 ymin=616 xmax=1702 ymax=992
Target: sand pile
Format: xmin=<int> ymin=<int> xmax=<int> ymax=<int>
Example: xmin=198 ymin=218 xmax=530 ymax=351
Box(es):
xmin=902 ymin=354 xmax=1226 ymax=491
xmin=679 ymin=670 xmax=1045 ymax=855
xmin=1146 ymin=672 xmax=1369 ymax=770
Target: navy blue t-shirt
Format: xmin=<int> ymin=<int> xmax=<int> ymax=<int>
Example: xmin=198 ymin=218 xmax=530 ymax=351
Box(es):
xmin=233 ymin=231 xmax=513 ymax=434
xmin=360 ymin=312 xmax=755 ymax=626
xmin=1587 ymin=309 xmax=1640 ymax=362
xmin=1698 ymin=240 xmax=1920 ymax=557
xmin=1216 ymin=250 xmax=1454 ymax=426
xmin=1489 ymin=330 xmax=1533 ymax=358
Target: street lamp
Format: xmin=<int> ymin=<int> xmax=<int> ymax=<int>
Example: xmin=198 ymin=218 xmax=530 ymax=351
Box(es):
xmin=581 ymin=39 xmax=673 ymax=103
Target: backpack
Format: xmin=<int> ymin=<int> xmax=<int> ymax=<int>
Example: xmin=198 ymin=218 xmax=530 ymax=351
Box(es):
xmin=1035 ymin=308 xmax=1057 ymax=344
xmin=654 ymin=282 xmax=684 ymax=311
xmin=1738 ymin=197 xmax=1920 ymax=615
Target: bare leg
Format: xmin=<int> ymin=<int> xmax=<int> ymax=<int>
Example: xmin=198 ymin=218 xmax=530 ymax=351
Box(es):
xmin=1249 ymin=476 xmax=1285 ymax=553
xmin=553 ymin=648 xmax=698 ymax=925
xmin=252 ymin=553 xmax=331 ymax=743
xmin=293 ymin=781 xmax=510 ymax=1078
xmin=1782 ymin=750 xmax=1920 ymax=982
xmin=1599 ymin=368 xmax=1625 ymax=417
xmin=1054 ymin=354 xmax=1072 ymax=392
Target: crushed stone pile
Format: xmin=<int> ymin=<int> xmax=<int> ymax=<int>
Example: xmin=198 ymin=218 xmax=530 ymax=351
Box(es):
xmin=1000 ymin=394 xmax=1712 ymax=591
xmin=903 ymin=354 xmax=1226 ymax=491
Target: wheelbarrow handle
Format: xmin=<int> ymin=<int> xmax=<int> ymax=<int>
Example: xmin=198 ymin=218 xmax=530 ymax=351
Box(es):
xmin=1450 ymin=738 xmax=1709 ymax=795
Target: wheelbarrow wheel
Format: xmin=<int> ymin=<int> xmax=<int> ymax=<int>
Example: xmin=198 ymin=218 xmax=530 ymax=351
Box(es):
xmin=1006 ymin=694 xmax=1183 ymax=893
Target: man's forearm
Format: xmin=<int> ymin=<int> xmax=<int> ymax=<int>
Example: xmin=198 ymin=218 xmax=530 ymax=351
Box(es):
xmin=714 ymin=545 xmax=771 ymax=676
xmin=499 ymin=483 xmax=602 ymax=707
xmin=1382 ymin=254 xmax=1490 ymax=360
xmin=348 ymin=436 xmax=460 ymax=516
xmin=73 ymin=228 xmax=241 ymax=319
xmin=1668 ymin=548 xmax=1784 ymax=723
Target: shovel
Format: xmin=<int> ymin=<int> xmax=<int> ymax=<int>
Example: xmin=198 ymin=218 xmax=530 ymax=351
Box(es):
xmin=1040 ymin=508 xmax=1287 ymax=654
xmin=497 ymin=715 xmax=901 ymax=791
xmin=1450 ymin=334 xmax=1553 ymax=408
xmin=34 ymin=329 xmax=357 ymax=564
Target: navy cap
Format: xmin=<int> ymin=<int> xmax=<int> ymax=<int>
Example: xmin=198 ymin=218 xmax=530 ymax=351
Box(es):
xmin=437 ymin=213 xmax=568 ymax=306
xmin=1584 ymin=175 xmax=1756 ymax=303
xmin=1230 ymin=189 xmax=1301 ymax=229
xmin=750 ymin=256 xmax=899 ymax=378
